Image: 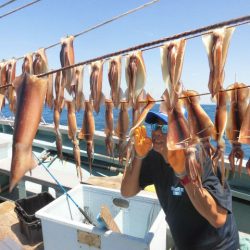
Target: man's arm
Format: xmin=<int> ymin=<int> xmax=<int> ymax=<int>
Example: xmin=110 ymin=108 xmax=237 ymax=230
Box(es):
xmin=184 ymin=181 xmax=227 ymax=228
xmin=120 ymin=156 xmax=143 ymax=197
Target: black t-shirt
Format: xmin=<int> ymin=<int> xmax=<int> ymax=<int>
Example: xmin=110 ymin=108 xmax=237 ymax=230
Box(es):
xmin=139 ymin=150 xmax=239 ymax=250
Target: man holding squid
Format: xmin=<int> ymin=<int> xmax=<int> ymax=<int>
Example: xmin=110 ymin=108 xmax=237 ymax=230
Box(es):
xmin=121 ymin=111 xmax=239 ymax=250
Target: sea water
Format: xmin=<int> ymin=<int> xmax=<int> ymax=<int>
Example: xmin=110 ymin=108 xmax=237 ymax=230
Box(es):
xmin=1 ymin=104 xmax=249 ymax=159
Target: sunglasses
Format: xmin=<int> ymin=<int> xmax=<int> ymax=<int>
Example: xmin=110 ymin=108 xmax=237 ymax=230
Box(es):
xmin=151 ymin=124 xmax=168 ymax=134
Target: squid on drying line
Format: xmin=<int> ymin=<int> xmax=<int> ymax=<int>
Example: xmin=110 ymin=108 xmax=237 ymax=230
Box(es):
xmin=226 ymin=83 xmax=249 ymax=175
xmin=239 ymin=102 xmax=250 ymax=145
xmin=212 ymin=91 xmax=228 ymax=178
xmin=60 ymin=35 xmax=75 ymax=95
xmin=104 ymin=99 xmax=114 ymax=158
xmin=89 ymin=60 xmax=105 ymax=114
xmin=45 ymin=73 xmax=54 ymax=109
xmin=161 ymin=39 xmax=186 ymax=109
xmin=78 ymin=100 xmax=95 ymax=174
xmin=132 ymin=89 xmax=147 ymax=127
xmin=53 ymin=71 xmax=64 ymax=161
xmin=33 ymin=48 xmax=53 ymax=109
xmin=202 ymin=27 xmax=234 ymax=98
xmin=33 ymin=48 xmax=49 ymax=75
xmin=108 ymin=55 xmax=122 ymax=109
xmin=115 ymin=101 xmax=129 ymax=165
xmin=22 ymin=53 xmax=33 ymax=74
xmin=66 ymin=101 xmax=82 ymax=181
xmin=6 ymin=59 xmax=17 ymax=113
xmin=125 ymin=50 xmax=146 ymax=110
xmin=182 ymin=90 xmax=216 ymax=159
xmin=73 ymin=65 xmax=84 ymax=112
xmin=0 ymin=62 xmax=7 ymax=110
xmin=10 ymin=73 xmax=47 ymax=192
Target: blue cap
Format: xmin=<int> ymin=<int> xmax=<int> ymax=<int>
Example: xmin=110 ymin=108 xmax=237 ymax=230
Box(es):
xmin=145 ymin=111 xmax=168 ymax=124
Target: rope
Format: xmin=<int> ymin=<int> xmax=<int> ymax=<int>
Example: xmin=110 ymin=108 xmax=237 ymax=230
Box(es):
xmin=37 ymin=15 xmax=250 ymax=78
xmin=0 ymin=0 xmax=41 ymax=19
xmin=0 ymin=0 xmax=18 ymax=9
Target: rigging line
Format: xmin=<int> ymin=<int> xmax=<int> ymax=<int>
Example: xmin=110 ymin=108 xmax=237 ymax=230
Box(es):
xmin=37 ymin=14 xmax=250 ymax=78
xmin=141 ymin=20 xmax=250 ymax=53
xmin=0 ymin=0 xmax=18 ymax=9
xmin=136 ymin=85 xmax=250 ymax=103
xmin=13 ymin=0 xmax=159 ymax=60
xmin=0 ymin=0 xmax=41 ymax=19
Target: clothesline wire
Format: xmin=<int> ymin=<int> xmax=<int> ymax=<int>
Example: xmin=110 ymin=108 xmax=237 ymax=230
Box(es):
xmin=0 ymin=0 xmax=41 ymax=19
xmin=36 ymin=14 xmax=250 ymax=78
xmin=0 ymin=84 xmax=249 ymax=103
xmin=0 ymin=0 xmax=18 ymax=9
xmin=14 ymin=0 xmax=159 ymax=60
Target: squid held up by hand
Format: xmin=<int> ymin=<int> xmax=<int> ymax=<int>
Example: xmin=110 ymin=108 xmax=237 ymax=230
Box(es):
xmin=125 ymin=94 xmax=155 ymax=168
xmin=226 ymin=83 xmax=249 ymax=175
xmin=78 ymin=100 xmax=95 ymax=174
xmin=10 ymin=73 xmax=47 ymax=192
xmin=89 ymin=60 xmax=105 ymax=114
xmin=125 ymin=50 xmax=146 ymax=109
xmin=182 ymin=90 xmax=216 ymax=159
xmin=108 ymin=55 xmax=122 ymax=109
xmin=160 ymin=93 xmax=202 ymax=186
xmin=202 ymin=27 xmax=235 ymax=98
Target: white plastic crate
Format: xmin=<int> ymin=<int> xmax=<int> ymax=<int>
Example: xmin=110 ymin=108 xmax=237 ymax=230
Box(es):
xmin=36 ymin=184 xmax=167 ymax=250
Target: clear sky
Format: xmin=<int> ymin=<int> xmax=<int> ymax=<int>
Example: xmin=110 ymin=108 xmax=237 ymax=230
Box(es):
xmin=1 ymin=0 xmax=250 ymax=104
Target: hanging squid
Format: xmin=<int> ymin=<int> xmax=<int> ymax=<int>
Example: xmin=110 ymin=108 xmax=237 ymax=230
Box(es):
xmin=125 ymin=50 xmax=146 ymax=109
xmin=66 ymin=101 xmax=82 ymax=181
xmin=212 ymin=91 xmax=228 ymax=177
xmin=33 ymin=48 xmax=49 ymax=75
xmin=73 ymin=65 xmax=84 ymax=112
xmin=10 ymin=73 xmax=47 ymax=192
xmin=22 ymin=53 xmax=33 ymax=74
xmin=60 ymin=35 xmax=75 ymax=95
xmin=5 ymin=59 xmax=17 ymax=113
xmin=202 ymin=27 xmax=234 ymax=98
xmin=78 ymin=100 xmax=95 ymax=174
xmin=108 ymin=55 xmax=122 ymax=109
xmin=53 ymin=71 xmax=64 ymax=161
xmin=239 ymin=102 xmax=250 ymax=145
xmin=104 ymin=99 xmax=114 ymax=158
xmin=161 ymin=39 xmax=186 ymax=109
xmin=0 ymin=62 xmax=7 ymax=110
xmin=226 ymin=83 xmax=249 ymax=175
xmin=115 ymin=101 xmax=129 ymax=165
xmin=89 ymin=60 xmax=105 ymax=114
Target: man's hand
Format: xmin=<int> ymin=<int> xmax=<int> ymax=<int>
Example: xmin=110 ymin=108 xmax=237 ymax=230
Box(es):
xmin=134 ymin=126 xmax=152 ymax=158
xmin=167 ymin=149 xmax=186 ymax=175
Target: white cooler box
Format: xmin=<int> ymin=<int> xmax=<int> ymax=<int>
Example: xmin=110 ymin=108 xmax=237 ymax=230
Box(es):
xmin=36 ymin=184 xmax=167 ymax=250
